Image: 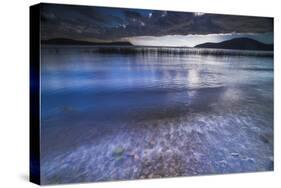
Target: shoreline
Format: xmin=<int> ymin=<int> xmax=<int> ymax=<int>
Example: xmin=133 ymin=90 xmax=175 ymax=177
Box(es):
xmin=42 ymin=44 xmax=273 ymax=57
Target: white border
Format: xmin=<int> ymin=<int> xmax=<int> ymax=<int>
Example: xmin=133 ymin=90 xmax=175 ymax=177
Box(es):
xmin=0 ymin=0 xmax=279 ymax=188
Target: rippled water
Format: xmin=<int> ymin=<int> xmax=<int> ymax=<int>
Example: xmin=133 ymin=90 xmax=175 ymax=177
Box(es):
xmin=40 ymin=46 xmax=273 ymax=184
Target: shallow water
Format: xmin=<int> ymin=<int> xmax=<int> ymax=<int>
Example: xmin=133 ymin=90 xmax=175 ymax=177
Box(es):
xmin=40 ymin=46 xmax=273 ymax=184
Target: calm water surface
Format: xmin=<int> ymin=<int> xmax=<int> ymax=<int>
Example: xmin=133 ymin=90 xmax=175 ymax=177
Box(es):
xmin=40 ymin=46 xmax=273 ymax=184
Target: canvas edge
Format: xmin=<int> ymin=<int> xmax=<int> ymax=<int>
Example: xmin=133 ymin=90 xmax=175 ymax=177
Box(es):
xmin=30 ymin=3 xmax=41 ymax=185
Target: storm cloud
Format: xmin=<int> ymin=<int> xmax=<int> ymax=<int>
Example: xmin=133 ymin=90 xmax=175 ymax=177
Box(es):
xmin=40 ymin=3 xmax=273 ymax=42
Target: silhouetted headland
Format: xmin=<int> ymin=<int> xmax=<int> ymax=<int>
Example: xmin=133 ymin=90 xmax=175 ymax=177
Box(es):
xmin=195 ymin=37 xmax=273 ymax=51
xmin=42 ymin=38 xmax=133 ymax=46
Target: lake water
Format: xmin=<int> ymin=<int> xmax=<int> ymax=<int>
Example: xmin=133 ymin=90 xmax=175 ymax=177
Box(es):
xmin=40 ymin=46 xmax=273 ymax=184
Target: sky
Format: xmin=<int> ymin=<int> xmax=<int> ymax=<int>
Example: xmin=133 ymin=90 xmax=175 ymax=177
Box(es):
xmin=40 ymin=3 xmax=273 ymax=47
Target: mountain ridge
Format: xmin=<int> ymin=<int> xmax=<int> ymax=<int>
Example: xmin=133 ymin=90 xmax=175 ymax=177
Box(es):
xmin=195 ymin=37 xmax=273 ymax=51
xmin=41 ymin=38 xmax=133 ymax=46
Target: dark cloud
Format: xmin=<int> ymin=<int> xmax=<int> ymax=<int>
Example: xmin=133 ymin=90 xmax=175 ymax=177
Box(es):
xmin=40 ymin=3 xmax=273 ymax=41
xmin=123 ymin=10 xmax=143 ymax=19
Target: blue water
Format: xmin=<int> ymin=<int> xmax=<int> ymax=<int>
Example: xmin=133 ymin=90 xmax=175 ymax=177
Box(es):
xmin=40 ymin=46 xmax=273 ymax=184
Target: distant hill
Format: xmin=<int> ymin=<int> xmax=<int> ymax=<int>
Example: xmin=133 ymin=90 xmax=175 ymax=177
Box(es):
xmin=41 ymin=38 xmax=132 ymax=46
xmin=195 ymin=38 xmax=273 ymax=51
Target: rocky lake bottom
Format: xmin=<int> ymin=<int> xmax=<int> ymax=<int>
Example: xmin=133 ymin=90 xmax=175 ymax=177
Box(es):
xmin=40 ymin=47 xmax=273 ymax=184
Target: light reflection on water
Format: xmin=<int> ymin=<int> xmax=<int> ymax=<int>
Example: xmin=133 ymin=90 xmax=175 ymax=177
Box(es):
xmin=40 ymin=46 xmax=273 ymax=184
